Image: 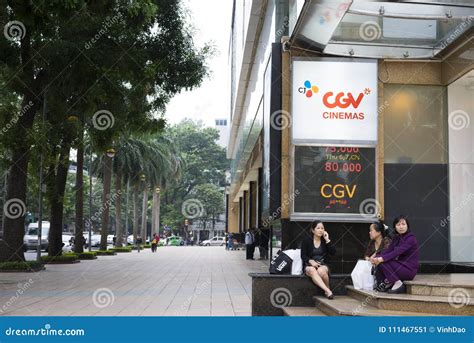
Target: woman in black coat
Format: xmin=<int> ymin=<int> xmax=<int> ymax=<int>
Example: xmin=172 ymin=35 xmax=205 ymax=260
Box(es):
xmin=301 ymin=221 xmax=336 ymax=299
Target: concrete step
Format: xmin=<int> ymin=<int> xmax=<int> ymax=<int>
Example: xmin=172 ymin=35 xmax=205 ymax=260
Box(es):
xmin=313 ymin=296 xmax=441 ymax=316
xmin=282 ymin=307 xmax=327 ymax=316
xmin=346 ymin=286 xmax=474 ymax=316
xmin=404 ymin=274 xmax=474 ymax=297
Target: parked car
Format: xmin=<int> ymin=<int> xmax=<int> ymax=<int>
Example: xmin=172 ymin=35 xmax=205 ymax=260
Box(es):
xmin=23 ymin=222 xmax=50 ymax=251
xmin=84 ymin=234 xmax=101 ymax=248
xmin=107 ymin=234 xmax=115 ymax=245
xmin=201 ymin=236 xmax=226 ymax=246
xmin=167 ymin=236 xmax=184 ymax=246
xmin=62 ymin=234 xmax=73 ymax=252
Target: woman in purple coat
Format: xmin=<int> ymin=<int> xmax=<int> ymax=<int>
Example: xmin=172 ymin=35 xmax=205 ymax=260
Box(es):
xmin=370 ymin=215 xmax=419 ymax=294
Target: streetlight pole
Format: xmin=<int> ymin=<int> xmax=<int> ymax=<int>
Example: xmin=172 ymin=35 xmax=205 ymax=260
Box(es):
xmin=2 ymin=171 xmax=7 ymax=235
xmin=88 ymin=137 xmax=93 ymax=253
xmin=125 ymin=180 xmax=129 ymax=244
xmin=155 ymin=187 xmax=160 ymax=237
xmin=36 ymin=93 xmax=47 ymax=262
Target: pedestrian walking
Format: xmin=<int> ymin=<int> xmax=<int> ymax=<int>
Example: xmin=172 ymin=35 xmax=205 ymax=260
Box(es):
xmin=245 ymin=229 xmax=255 ymax=260
xmin=136 ymin=235 xmax=143 ymax=253
xmin=151 ymin=233 xmax=159 ymax=252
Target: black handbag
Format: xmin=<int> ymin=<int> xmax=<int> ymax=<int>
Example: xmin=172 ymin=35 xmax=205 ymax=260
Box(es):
xmin=269 ymin=250 xmax=293 ymax=274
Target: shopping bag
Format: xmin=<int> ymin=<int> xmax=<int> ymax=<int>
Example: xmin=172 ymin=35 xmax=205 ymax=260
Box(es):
xmin=351 ymin=260 xmax=375 ymax=290
xmin=280 ymin=249 xmax=303 ymax=275
xmin=269 ymin=250 xmax=293 ymax=274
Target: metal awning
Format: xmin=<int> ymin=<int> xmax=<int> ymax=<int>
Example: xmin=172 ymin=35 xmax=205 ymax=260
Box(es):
xmin=290 ymin=0 xmax=474 ymax=59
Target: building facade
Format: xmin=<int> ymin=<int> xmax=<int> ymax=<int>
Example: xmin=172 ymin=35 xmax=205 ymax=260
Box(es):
xmin=226 ymin=0 xmax=473 ymax=272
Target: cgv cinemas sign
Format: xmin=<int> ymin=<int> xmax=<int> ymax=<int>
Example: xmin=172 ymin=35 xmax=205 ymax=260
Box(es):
xmin=292 ymin=59 xmax=378 ymax=145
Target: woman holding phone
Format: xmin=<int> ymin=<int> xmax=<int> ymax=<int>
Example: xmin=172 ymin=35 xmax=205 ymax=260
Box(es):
xmin=301 ymin=221 xmax=336 ymax=299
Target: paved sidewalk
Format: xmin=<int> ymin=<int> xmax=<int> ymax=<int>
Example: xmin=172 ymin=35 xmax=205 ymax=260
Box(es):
xmin=0 ymin=247 xmax=268 ymax=316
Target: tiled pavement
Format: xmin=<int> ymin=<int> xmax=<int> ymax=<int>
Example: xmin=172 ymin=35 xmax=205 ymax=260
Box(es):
xmin=0 ymin=247 xmax=268 ymax=316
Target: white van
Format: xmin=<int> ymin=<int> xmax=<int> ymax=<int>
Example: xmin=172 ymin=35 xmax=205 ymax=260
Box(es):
xmin=23 ymin=221 xmax=50 ymax=251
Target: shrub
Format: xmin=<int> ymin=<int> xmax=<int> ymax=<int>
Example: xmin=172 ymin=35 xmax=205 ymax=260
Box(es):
xmin=42 ymin=254 xmax=78 ymax=263
xmin=96 ymin=250 xmax=116 ymax=256
xmin=110 ymin=247 xmax=132 ymax=253
xmin=77 ymin=252 xmax=97 ymax=260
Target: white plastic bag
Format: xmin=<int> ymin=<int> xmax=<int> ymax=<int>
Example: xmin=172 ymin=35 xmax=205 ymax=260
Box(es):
xmin=351 ymin=260 xmax=374 ymax=290
xmin=282 ymin=249 xmax=303 ymax=275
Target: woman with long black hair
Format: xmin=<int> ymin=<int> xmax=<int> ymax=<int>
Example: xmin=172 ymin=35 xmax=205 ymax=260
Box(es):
xmin=301 ymin=221 xmax=336 ymax=299
xmin=364 ymin=220 xmax=391 ymax=261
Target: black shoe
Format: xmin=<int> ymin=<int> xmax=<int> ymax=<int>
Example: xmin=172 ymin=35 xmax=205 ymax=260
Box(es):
xmin=325 ymin=291 xmax=334 ymax=300
xmin=375 ymin=282 xmax=392 ymax=292
xmin=388 ymin=283 xmax=406 ymax=294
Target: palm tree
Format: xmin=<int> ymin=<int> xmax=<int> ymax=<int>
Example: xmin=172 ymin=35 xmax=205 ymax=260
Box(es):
xmin=96 ymin=134 xmax=184 ymax=248
xmin=148 ymin=137 xmax=183 ymax=236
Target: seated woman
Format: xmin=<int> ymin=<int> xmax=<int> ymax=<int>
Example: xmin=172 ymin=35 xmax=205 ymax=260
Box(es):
xmin=301 ymin=221 xmax=336 ymax=299
xmin=370 ymin=215 xmax=419 ymax=294
xmin=364 ymin=220 xmax=391 ymax=261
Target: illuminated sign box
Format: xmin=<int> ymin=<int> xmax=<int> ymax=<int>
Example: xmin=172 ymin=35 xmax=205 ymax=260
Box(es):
xmin=291 ymin=58 xmax=378 ymax=221
xmin=292 ymin=146 xmax=377 ymax=221
xmin=292 ymin=58 xmax=378 ymax=146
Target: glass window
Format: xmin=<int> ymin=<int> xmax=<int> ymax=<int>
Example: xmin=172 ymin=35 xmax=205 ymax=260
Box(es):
xmin=384 ymin=84 xmax=448 ymax=164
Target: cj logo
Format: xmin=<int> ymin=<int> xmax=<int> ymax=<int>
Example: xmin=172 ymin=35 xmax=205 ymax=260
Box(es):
xmin=298 ymin=80 xmax=319 ymax=98
xmin=299 ymin=80 xmax=371 ymax=109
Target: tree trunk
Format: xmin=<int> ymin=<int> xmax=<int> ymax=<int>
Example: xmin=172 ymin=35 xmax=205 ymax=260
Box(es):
xmin=99 ymin=155 xmax=113 ymax=251
xmin=74 ymin=128 xmax=84 ymax=253
xmin=48 ymin=144 xmax=71 ymax=256
xmin=115 ymin=171 xmax=123 ymax=247
xmin=0 ymin=11 xmax=39 ymax=262
xmin=151 ymin=190 xmax=157 ymax=236
xmin=133 ymin=183 xmax=140 ymax=242
xmin=156 ymin=192 xmax=161 ymax=237
xmin=0 ymin=140 xmax=31 ymax=261
xmin=141 ymin=184 xmax=148 ymax=242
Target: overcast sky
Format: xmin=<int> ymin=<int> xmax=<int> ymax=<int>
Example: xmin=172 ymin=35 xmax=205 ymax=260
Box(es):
xmin=164 ymin=0 xmax=233 ymax=127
